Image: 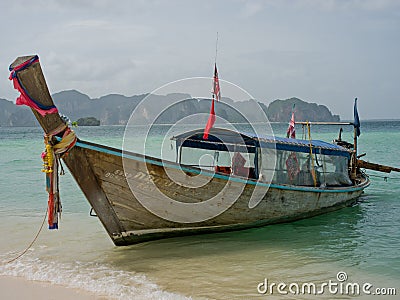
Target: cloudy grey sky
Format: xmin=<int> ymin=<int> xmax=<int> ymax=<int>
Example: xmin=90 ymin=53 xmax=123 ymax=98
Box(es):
xmin=1 ymin=0 xmax=399 ymax=120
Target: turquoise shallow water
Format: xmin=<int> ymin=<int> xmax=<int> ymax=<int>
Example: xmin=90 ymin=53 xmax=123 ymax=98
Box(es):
xmin=0 ymin=122 xmax=399 ymax=299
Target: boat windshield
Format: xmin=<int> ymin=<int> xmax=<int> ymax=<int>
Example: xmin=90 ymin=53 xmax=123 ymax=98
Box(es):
xmin=260 ymin=148 xmax=352 ymax=186
xmin=180 ymin=147 xmax=256 ymax=178
xmin=173 ymin=128 xmax=352 ymax=186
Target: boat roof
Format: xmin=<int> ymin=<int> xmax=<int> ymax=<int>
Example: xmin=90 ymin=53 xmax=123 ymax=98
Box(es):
xmin=172 ymin=128 xmax=351 ymax=158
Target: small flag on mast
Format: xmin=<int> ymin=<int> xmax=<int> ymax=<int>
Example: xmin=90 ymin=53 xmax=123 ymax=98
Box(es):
xmin=203 ymin=64 xmax=221 ymax=140
xmin=286 ymin=104 xmax=296 ymax=139
xmin=354 ymin=98 xmax=361 ymax=137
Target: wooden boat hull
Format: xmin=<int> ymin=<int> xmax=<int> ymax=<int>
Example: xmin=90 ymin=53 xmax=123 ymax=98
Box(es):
xmin=9 ymin=54 xmax=370 ymax=246
xmin=65 ymin=139 xmax=369 ymax=246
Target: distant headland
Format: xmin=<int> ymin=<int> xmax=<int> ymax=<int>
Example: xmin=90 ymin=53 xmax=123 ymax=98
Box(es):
xmin=0 ymin=90 xmax=339 ymax=126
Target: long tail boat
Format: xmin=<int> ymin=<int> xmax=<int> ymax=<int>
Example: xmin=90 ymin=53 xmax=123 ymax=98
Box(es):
xmin=9 ymin=55 xmax=399 ymax=246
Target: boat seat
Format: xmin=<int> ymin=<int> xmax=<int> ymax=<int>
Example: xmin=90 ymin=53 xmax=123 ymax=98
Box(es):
xmin=231 ymin=152 xmax=256 ymax=179
xmin=233 ymin=166 xmax=256 ymax=179
xmin=215 ymin=166 xmax=231 ymax=175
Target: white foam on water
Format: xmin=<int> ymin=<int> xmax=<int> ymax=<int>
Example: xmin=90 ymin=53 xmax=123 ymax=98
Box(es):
xmin=0 ymin=252 xmax=191 ymax=300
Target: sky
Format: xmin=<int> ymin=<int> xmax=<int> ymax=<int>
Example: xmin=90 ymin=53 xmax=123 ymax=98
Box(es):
xmin=1 ymin=0 xmax=400 ymax=120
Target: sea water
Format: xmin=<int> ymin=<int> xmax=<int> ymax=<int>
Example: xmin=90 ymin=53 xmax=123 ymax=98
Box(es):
xmin=0 ymin=122 xmax=399 ymax=299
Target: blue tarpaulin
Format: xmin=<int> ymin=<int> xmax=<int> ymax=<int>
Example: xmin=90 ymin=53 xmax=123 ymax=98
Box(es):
xmin=172 ymin=128 xmax=351 ymax=158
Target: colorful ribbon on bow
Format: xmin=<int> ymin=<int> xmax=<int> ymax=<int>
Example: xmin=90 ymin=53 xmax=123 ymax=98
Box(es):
xmin=9 ymin=55 xmax=58 ymax=116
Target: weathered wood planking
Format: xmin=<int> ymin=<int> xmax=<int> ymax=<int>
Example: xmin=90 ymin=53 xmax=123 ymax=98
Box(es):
xmin=80 ymin=142 xmax=366 ymax=234
xmin=11 ymin=55 xmax=370 ymax=246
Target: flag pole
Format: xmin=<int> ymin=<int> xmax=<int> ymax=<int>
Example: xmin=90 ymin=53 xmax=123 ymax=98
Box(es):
xmin=353 ymin=98 xmax=358 ymax=158
xmin=213 ymin=31 xmax=218 ymax=114
xmin=214 ymin=31 xmax=219 ymax=65
xmin=286 ymin=103 xmax=296 ymax=138
xmin=214 ymin=32 xmax=219 ymax=101
xmin=352 ymin=98 xmax=359 ymax=180
xmin=203 ymin=33 xmax=220 ymax=140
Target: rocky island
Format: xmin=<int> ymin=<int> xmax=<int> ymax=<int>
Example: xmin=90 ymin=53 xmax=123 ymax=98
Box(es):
xmin=76 ymin=117 xmax=100 ymax=126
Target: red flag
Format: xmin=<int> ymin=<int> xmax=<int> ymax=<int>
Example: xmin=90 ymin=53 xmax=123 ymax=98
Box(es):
xmin=213 ymin=63 xmax=221 ymax=101
xmin=203 ymin=64 xmax=220 ymax=139
xmin=203 ymin=98 xmax=216 ymax=140
xmin=286 ymin=110 xmax=295 ymax=139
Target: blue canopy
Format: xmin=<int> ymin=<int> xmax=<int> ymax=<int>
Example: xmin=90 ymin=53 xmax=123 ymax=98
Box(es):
xmin=172 ymin=128 xmax=351 ymax=158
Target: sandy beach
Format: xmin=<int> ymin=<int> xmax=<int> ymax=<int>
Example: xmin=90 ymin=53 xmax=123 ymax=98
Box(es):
xmin=0 ymin=276 xmax=109 ymax=300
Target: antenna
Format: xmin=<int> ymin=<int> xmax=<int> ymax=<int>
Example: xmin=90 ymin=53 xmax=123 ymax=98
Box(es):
xmin=214 ymin=32 xmax=219 ymax=64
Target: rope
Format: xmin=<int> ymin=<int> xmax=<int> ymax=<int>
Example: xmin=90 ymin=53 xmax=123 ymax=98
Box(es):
xmin=41 ymin=125 xmax=76 ymax=229
xmin=6 ymin=206 xmax=48 ymax=264
xmin=47 ymin=123 xmax=67 ymax=137
xmin=53 ymin=129 xmax=76 ymax=154
xmin=307 ymin=122 xmax=317 ymax=187
xmin=367 ymin=173 xmax=400 ymax=182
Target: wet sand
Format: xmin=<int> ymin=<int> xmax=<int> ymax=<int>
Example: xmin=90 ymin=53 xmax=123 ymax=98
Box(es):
xmin=0 ymin=276 xmax=109 ymax=300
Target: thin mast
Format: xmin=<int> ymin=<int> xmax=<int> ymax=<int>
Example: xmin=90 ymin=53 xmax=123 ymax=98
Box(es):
xmin=214 ymin=31 xmax=219 ymax=65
